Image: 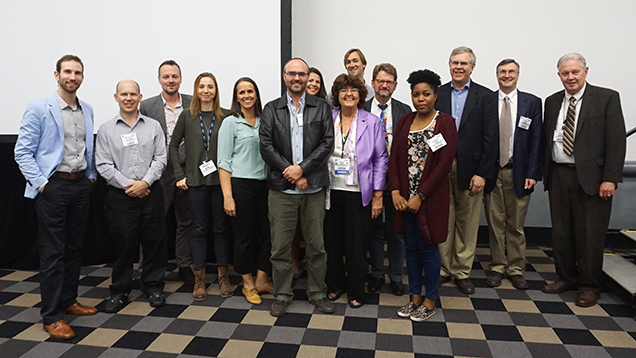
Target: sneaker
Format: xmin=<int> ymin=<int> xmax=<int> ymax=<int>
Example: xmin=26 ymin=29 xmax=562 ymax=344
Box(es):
xmin=270 ymin=299 xmax=290 ymax=317
xmin=310 ymin=297 xmax=335 ymax=314
xmin=410 ymin=305 xmax=437 ymax=322
xmin=104 ymin=293 xmax=128 ymax=313
xmin=397 ymin=302 xmax=418 ymax=318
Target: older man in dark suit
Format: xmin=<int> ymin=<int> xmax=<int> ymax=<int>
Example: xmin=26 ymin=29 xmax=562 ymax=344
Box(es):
xmin=363 ymin=63 xmax=411 ymax=295
xmin=435 ymin=46 xmax=498 ymax=294
xmin=484 ymin=59 xmax=543 ymax=290
xmin=542 ymin=53 xmax=626 ymax=307
xmin=139 ymin=60 xmax=194 ymax=285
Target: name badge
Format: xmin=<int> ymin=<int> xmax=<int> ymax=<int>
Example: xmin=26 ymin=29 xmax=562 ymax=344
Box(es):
xmin=296 ymin=113 xmax=304 ymax=127
xmin=427 ymin=133 xmax=447 ymax=152
xmin=553 ymin=130 xmax=563 ymax=142
xmin=121 ymin=133 xmax=138 ymax=147
xmin=199 ymin=160 xmax=217 ymax=177
xmin=518 ymin=116 xmax=532 ymax=130
xmin=334 ymin=158 xmax=351 ymax=175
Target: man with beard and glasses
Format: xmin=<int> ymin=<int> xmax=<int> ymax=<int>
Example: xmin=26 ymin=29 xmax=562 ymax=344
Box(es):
xmin=140 ymin=60 xmax=194 ymax=286
xmin=363 ymin=63 xmax=411 ymax=295
xmin=15 ymin=54 xmax=97 ymax=339
xmin=259 ymin=58 xmax=335 ymax=317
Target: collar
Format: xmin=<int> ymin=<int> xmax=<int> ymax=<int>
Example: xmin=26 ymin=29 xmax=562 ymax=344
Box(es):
xmin=498 ymin=88 xmax=518 ymax=103
xmin=286 ymin=92 xmax=306 ymax=108
xmin=116 ymin=112 xmax=144 ymax=126
xmin=372 ymin=97 xmax=392 ymax=109
xmin=56 ymin=93 xmax=81 ymax=111
xmin=451 ymin=79 xmax=471 ymax=91
xmin=161 ymin=93 xmax=183 ymax=107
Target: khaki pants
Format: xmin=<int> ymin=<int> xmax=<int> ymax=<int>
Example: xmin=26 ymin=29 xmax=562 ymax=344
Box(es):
xmin=439 ymin=160 xmax=483 ymax=280
xmin=269 ymin=189 xmax=327 ymax=302
xmin=484 ymin=167 xmax=530 ymax=276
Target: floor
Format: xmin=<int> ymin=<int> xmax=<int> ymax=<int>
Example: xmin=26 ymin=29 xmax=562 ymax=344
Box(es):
xmin=1 ymin=246 xmax=635 ymax=358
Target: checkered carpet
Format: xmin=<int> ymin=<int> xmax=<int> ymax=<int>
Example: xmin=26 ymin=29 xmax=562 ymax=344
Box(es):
xmin=1 ymin=246 xmax=635 ymax=358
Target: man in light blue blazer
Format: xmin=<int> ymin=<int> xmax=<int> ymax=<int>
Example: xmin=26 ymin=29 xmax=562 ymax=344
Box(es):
xmin=14 ymin=55 xmax=97 ymax=339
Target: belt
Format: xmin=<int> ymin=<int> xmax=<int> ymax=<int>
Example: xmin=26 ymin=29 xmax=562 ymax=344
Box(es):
xmin=553 ymin=162 xmax=576 ymax=168
xmin=52 ymin=170 xmax=85 ymax=180
xmin=501 ymin=162 xmax=513 ymax=169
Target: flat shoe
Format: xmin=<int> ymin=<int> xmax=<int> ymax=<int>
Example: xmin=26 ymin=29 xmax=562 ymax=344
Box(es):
xmin=328 ymin=289 xmax=345 ymax=302
xmin=348 ymin=299 xmax=363 ymax=309
xmin=256 ymin=281 xmax=274 ymax=295
xmin=242 ymin=287 xmax=262 ymax=305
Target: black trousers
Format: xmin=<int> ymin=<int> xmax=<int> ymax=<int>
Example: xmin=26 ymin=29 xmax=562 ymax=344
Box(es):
xmin=324 ymin=190 xmax=370 ymax=302
xmin=548 ymin=163 xmax=612 ymax=292
xmin=105 ymin=183 xmax=167 ymax=295
xmin=35 ymin=175 xmax=92 ymax=325
xmin=230 ymin=178 xmax=271 ymax=275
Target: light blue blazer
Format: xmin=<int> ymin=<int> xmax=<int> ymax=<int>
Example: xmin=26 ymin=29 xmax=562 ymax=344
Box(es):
xmin=14 ymin=94 xmax=96 ymax=198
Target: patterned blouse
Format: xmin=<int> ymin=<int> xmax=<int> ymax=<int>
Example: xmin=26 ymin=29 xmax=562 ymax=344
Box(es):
xmin=407 ymin=115 xmax=438 ymax=198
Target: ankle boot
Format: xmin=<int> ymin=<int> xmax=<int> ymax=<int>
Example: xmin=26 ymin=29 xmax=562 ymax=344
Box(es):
xmin=218 ymin=267 xmax=234 ymax=298
xmin=193 ymin=269 xmax=206 ymax=301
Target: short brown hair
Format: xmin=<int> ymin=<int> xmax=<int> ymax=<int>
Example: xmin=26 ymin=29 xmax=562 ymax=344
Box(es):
xmin=56 ymin=54 xmax=83 ymax=73
xmin=343 ymin=48 xmax=367 ymax=67
xmin=496 ymin=58 xmax=520 ymax=73
xmin=158 ymin=60 xmax=182 ymax=76
xmin=372 ymin=63 xmax=397 ymax=81
xmin=330 ymin=74 xmax=367 ymax=109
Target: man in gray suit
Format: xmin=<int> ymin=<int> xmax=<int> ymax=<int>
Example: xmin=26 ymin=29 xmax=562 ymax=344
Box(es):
xmin=139 ymin=60 xmax=194 ymax=285
xmin=364 ymin=63 xmax=411 ymax=295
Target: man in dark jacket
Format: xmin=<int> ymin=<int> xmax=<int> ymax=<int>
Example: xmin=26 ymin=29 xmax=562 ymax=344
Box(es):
xmin=260 ymin=57 xmax=335 ymax=317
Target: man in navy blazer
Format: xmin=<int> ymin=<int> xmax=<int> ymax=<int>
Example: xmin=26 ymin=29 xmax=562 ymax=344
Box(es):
xmin=14 ymin=55 xmax=97 ymax=339
xmin=434 ymin=47 xmax=498 ymax=294
xmin=363 ymin=63 xmax=411 ymax=295
xmin=541 ymin=53 xmax=626 ymax=307
xmin=140 ymin=60 xmax=194 ymax=286
xmin=484 ymin=59 xmax=543 ymax=290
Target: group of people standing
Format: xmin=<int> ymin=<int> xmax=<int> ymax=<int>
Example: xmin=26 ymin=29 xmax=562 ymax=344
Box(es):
xmin=14 ymin=44 xmax=626 ymax=339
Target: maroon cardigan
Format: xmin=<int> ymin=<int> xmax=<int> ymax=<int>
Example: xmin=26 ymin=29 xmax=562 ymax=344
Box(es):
xmin=388 ymin=112 xmax=458 ymax=244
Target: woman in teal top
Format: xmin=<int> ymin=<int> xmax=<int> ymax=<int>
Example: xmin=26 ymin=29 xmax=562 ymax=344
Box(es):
xmin=169 ymin=72 xmax=233 ymax=301
xmin=218 ymin=77 xmax=272 ymax=305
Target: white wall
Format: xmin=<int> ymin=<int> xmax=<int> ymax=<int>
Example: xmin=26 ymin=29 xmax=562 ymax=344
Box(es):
xmin=1 ymin=0 xmax=281 ymax=134
xmin=293 ymin=0 xmax=636 ymax=161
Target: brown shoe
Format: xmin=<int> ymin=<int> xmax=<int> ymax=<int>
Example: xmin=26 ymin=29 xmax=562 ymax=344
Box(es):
xmin=65 ymin=302 xmax=97 ymax=316
xmin=44 ymin=320 xmax=75 ymax=339
xmin=218 ymin=267 xmax=234 ymax=298
xmin=576 ymin=290 xmax=600 ymax=307
xmin=193 ymin=269 xmax=207 ymax=301
xmin=486 ymin=272 xmax=504 ymax=287
xmin=242 ymin=287 xmax=262 ymax=305
xmin=454 ymin=278 xmax=475 ymax=294
xmin=542 ymin=280 xmax=573 ymax=294
xmin=509 ymin=275 xmax=529 ymax=290
xmin=438 ymin=275 xmax=452 ymax=287
xmin=256 ymin=281 xmax=274 ymax=295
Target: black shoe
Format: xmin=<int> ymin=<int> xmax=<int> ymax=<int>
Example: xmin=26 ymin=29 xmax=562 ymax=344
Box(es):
xmin=147 ymin=291 xmax=165 ymax=307
xmin=270 ymin=299 xmax=290 ymax=317
xmin=454 ymin=278 xmax=475 ymax=294
xmin=486 ymin=272 xmax=504 ymax=287
xmin=104 ymin=293 xmax=128 ymax=313
xmin=390 ymin=281 xmax=405 ymax=296
xmin=438 ymin=275 xmax=452 ymax=287
xmin=509 ymin=275 xmax=529 ymax=290
xmin=178 ymin=267 xmax=196 ymax=286
xmin=368 ymin=277 xmax=383 ymax=293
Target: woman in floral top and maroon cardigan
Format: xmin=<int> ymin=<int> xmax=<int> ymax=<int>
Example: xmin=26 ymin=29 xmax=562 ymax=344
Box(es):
xmin=388 ymin=69 xmax=457 ymax=322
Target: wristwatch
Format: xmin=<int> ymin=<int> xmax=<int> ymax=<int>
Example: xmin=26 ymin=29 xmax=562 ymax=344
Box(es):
xmin=417 ymin=191 xmax=426 ymax=202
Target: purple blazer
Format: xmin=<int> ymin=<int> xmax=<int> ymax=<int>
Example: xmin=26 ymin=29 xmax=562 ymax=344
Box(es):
xmin=331 ymin=108 xmax=388 ymax=206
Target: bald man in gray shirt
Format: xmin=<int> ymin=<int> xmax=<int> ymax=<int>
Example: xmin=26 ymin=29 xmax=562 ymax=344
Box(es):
xmin=96 ymin=80 xmax=167 ymax=313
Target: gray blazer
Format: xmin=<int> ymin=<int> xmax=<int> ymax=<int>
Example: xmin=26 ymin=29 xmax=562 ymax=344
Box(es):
xmin=140 ymin=93 xmax=193 ymax=165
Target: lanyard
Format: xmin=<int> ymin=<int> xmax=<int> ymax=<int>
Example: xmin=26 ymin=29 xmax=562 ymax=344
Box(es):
xmin=199 ymin=113 xmax=216 ymax=161
xmin=340 ymin=112 xmax=352 ymax=159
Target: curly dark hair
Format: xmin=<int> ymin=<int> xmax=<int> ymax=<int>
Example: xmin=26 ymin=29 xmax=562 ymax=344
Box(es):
xmin=406 ymin=69 xmax=441 ymax=94
xmin=330 ymin=74 xmax=367 ymax=109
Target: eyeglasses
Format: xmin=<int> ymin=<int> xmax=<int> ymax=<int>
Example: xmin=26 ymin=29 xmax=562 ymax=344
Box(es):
xmin=374 ymin=80 xmax=396 ymax=86
xmin=450 ymin=61 xmax=471 ymax=67
xmin=498 ymin=69 xmax=518 ymax=75
xmin=339 ymin=88 xmax=359 ymax=94
xmin=285 ymin=71 xmax=308 ymax=78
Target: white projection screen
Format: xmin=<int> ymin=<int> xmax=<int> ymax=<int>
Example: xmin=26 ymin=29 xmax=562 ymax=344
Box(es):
xmin=293 ymin=0 xmax=636 ymax=161
xmin=1 ymin=0 xmax=281 ymax=134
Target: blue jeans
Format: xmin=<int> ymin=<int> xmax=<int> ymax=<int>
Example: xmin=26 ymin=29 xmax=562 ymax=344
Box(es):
xmin=403 ymin=213 xmax=440 ymax=300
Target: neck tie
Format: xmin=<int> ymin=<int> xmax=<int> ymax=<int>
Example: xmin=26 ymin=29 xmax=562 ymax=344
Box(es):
xmin=499 ymin=96 xmax=512 ymax=167
xmin=563 ymin=96 xmax=576 ymax=156
xmin=379 ymin=104 xmax=389 ymax=154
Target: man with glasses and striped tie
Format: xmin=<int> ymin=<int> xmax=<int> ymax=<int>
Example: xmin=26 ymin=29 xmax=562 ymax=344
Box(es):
xmin=542 ymin=53 xmax=626 ymax=308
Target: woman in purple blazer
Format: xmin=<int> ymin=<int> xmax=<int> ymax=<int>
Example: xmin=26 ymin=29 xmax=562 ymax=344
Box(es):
xmin=324 ymin=74 xmax=388 ymax=308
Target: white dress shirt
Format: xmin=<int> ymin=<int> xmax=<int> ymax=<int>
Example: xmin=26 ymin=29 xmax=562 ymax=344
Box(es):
xmin=552 ymin=84 xmax=586 ymax=164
